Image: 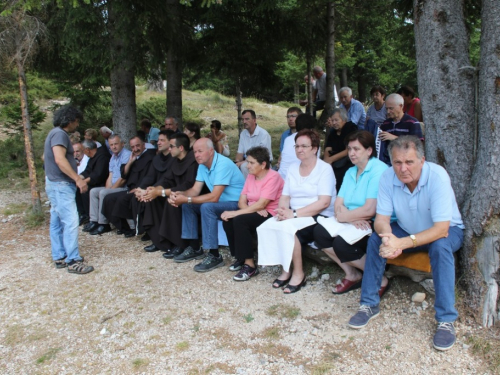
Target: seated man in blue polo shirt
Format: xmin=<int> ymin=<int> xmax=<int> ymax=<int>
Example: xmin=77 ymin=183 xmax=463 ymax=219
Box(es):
xmin=348 ymin=136 xmax=464 ymax=352
xmin=169 ymin=138 xmax=245 ymax=272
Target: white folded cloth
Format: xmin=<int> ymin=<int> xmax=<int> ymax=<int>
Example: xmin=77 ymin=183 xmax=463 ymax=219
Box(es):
xmin=317 ymin=216 xmax=372 ymax=245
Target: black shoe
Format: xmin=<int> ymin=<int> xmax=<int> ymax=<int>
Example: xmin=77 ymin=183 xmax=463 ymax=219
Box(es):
xmin=174 ymin=246 xmax=205 ymax=263
xmin=79 ymin=215 xmax=89 ymax=226
xmin=116 ymin=229 xmax=125 ymax=235
xmin=141 ymin=233 xmax=151 ymax=242
xmin=193 ymin=253 xmax=224 ymax=273
xmin=163 ymin=247 xmax=182 ymax=259
xmin=124 ymin=229 xmax=136 ymax=238
xmin=90 ymin=224 xmax=112 ymax=235
xmin=83 ymin=221 xmax=97 ymax=232
xmin=144 ymin=244 xmax=160 ymax=252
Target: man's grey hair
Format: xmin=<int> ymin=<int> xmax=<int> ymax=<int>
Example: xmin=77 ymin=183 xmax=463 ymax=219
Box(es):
xmin=312 ymin=66 xmax=323 ymax=73
xmin=108 ymin=134 xmax=122 ymax=142
xmin=339 ymin=87 xmax=352 ymax=96
xmin=386 ymin=93 xmax=405 ymax=106
xmin=388 ymin=135 xmax=425 ymax=162
xmin=165 ymin=116 xmax=180 ymax=126
xmin=82 ymin=139 xmax=97 ymax=150
xmin=206 ymin=138 xmax=214 ymax=150
xmin=100 ymin=126 xmax=113 ymax=134
xmin=330 ymin=108 xmax=348 ymax=123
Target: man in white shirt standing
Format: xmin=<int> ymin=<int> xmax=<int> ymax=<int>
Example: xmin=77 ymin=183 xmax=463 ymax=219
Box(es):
xmin=234 ymin=109 xmax=273 ymax=178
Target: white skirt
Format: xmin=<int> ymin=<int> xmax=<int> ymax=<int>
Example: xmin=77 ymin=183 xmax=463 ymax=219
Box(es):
xmin=257 ymin=216 xmax=316 ymax=272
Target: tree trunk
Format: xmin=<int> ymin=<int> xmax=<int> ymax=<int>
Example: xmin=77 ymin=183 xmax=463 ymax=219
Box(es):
xmin=166 ymin=0 xmax=183 ymax=126
xmin=108 ymin=0 xmax=137 ymax=144
xmin=147 ymin=66 xmax=164 ymax=92
xmin=320 ymin=0 xmax=335 ymax=128
xmin=413 ymin=0 xmax=475 ymax=206
xmin=17 ymin=60 xmax=41 ymax=215
xmin=460 ymin=0 xmax=500 ymax=327
xmin=293 ymin=81 xmax=299 ymax=104
xmin=341 ymin=67 xmax=348 ymax=88
xmin=236 ymin=79 xmax=243 ymax=135
xmin=166 ymin=45 xmax=183 ymax=126
xmin=306 ymin=57 xmax=313 ymax=116
xmin=357 ymin=74 xmax=366 ymax=103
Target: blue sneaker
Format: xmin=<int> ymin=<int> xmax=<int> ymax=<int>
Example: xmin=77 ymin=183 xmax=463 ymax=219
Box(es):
xmin=433 ymin=322 xmax=456 ymax=351
xmin=348 ymin=305 xmax=380 ymax=329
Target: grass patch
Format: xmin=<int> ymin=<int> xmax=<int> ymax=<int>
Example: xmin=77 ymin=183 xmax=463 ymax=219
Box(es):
xmin=466 ymin=335 xmax=500 ymax=373
xmin=2 ymin=202 xmax=29 ymax=215
xmin=163 ymin=316 xmax=172 ymax=325
xmin=263 ymin=327 xmax=281 ymax=340
xmin=132 ymin=358 xmax=149 ymax=368
xmin=266 ymin=304 xmax=301 ymax=319
xmin=243 ymin=313 xmax=254 ymax=323
xmin=36 ymin=348 xmax=61 ymax=364
xmin=176 ymin=341 xmax=189 ymax=351
xmin=310 ymin=361 xmax=335 ymax=375
xmin=25 ymin=209 xmax=46 ymax=228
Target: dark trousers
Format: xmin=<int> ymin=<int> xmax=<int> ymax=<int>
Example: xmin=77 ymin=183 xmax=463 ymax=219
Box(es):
xmin=222 ymin=212 xmax=271 ymax=259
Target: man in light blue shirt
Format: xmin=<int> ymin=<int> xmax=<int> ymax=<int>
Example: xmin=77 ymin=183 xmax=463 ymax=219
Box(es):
xmin=339 ymin=87 xmax=366 ymax=128
xmin=348 ymin=136 xmax=464 ymax=352
xmin=140 ymin=119 xmax=160 ymax=148
xmin=169 ymin=138 xmax=245 ymax=273
xmin=85 ymin=134 xmax=132 ymax=233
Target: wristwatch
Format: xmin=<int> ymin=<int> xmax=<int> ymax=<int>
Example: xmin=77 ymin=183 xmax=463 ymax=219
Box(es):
xmin=188 ymin=197 xmax=192 ymax=204
xmin=161 ymin=189 xmax=166 ymax=197
xmin=293 ymin=209 xmax=297 ymax=218
xmin=410 ymin=234 xmax=417 ymax=248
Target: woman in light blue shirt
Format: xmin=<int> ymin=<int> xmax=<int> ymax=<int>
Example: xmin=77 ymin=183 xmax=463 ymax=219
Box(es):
xmin=314 ymin=131 xmax=388 ymax=295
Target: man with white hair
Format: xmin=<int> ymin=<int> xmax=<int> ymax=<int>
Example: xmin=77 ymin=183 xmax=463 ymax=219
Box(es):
xmin=378 ymin=93 xmax=423 ymax=165
xmin=338 ymin=87 xmax=366 ymax=128
xmin=100 ymin=126 xmax=114 ymax=153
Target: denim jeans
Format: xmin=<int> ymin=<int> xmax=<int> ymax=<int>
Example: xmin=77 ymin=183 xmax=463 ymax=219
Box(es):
xmin=45 ymin=177 xmax=82 ymax=263
xmin=182 ymin=201 xmax=239 ymax=250
xmin=360 ymin=222 xmax=463 ymax=323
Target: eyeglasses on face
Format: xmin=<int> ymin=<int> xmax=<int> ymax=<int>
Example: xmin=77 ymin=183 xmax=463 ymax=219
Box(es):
xmin=286 ymin=114 xmax=298 ymax=119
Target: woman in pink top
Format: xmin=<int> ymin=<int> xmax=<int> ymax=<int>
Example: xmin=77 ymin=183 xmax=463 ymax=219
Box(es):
xmin=221 ymin=146 xmax=284 ymax=282
xmin=397 ymin=85 xmax=423 ymax=122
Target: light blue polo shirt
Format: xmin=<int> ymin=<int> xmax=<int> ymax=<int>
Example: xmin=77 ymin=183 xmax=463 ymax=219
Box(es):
xmin=196 ymin=152 xmax=245 ymax=202
xmin=339 ymin=157 xmax=388 ymax=212
xmin=377 ymin=161 xmax=464 ymax=234
xmin=147 ymin=127 xmax=160 ymax=144
xmin=109 ymin=148 xmax=132 ymax=185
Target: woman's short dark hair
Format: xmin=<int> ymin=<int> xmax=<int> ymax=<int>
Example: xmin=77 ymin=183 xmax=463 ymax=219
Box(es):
xmin=210 ymin=120 xmax=222 ymax=130
xmin=295 ymin=129 xmax=320 ymax=150
xmin=370 ymin=85 xmax=386 ymax=97
xmin=140 ymin=118 xmax=152 ymax=129
xmin=345 ymin=130 xmax=377 ymax=158
xmin=53 ymin=105 xmax=83 ymax=128
xmin=397 ymin=85 xmax=416 ymax=98
xmin=185 ymin=122 xmax=201 ymax=139
xmin=246 ymin=146 xmax=271 ymax=170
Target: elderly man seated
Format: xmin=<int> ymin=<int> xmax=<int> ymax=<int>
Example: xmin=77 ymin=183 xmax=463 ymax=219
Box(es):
xmin=338 ymin=87 xmax=366 ymax=128
xmin=169 ymin=138 xmax=245 ymax=272
xmin=348 ymin=136 xmax=464 ymax=352
xmin=378 ymin=93 xmax=423 ymax=165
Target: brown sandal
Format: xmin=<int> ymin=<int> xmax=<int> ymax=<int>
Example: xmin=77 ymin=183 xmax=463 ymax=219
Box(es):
xmin=67 ymin=260 xmax=94 ymax=274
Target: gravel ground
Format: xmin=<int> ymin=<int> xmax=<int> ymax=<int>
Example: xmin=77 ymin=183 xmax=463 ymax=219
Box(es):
xmin=0 ymin=189 xmax=494 ymax=374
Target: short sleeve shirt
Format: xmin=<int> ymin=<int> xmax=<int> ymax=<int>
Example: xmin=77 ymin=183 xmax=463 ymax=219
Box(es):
xmin=109 ymin=148 xmax=132 ymax=185
xmin=366 ymin=103 xmax=387 ymax=126
xmin=242 ymin=169 xmax=284 ymax=216
xmin=339 ymin=157 xmax=388 ymax=212
xmin=195 ymin=152 xmax=245 ymax=202
xmin=237 ymin=125 xmax=273 ymax=161
xmin=44 ymin=127 xmax=76 ymax=183
xmin=283 ymin=159 xmax=336 ymax=216
xmin=376 ymin=162 xmax=464 ymax=233
xmin=147 ymin=128 xmax=160 ymax=144
xmin=340 ymin=98 xmax=366 ymax=128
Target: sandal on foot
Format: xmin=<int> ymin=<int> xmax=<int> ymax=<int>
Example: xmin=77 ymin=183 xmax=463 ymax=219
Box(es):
xmin=272 ymin=277 xmax=291 ymax=289
xmin=332 ymin=278 xmax=362 ymax=295
xmin=54 ymin=257 xmax=67 ymax=269
xmin=67 ymin=260 xmax=94 ymax=275
xmin=379 ymin=279 xmax=391 ymax=298
xmin=284 ymin=277 xmax=307 ymax=294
